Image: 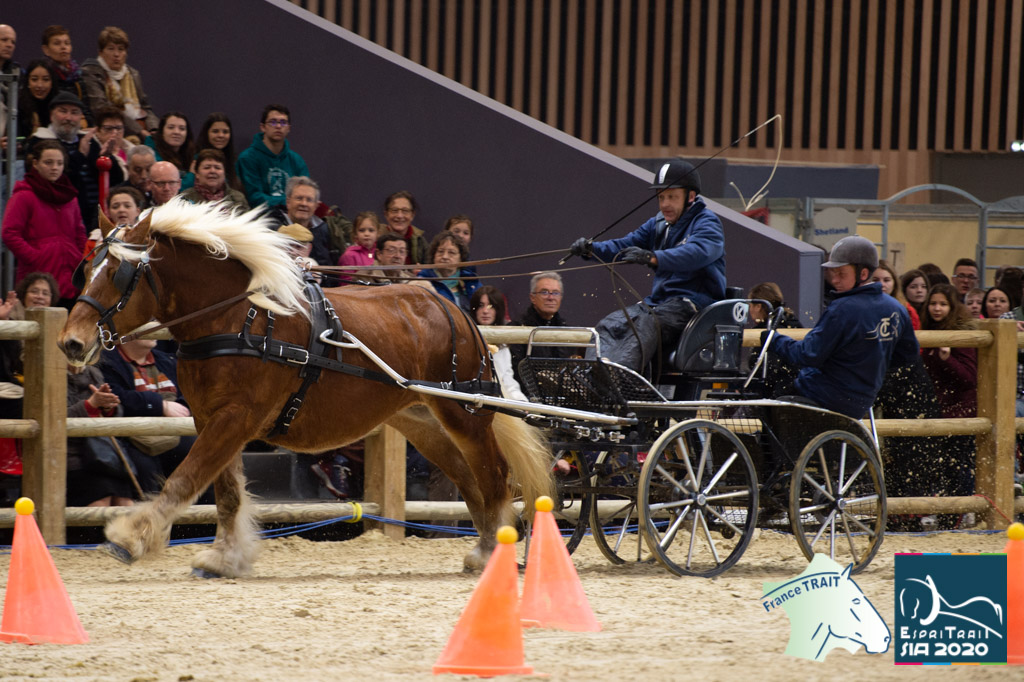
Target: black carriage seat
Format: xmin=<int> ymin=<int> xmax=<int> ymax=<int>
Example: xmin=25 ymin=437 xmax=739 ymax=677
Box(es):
xmin=669 ymin=298 xmax=756 ymax=374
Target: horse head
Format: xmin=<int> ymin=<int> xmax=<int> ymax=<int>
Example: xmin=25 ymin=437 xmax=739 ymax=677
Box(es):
xmin=59 ymin=209 xmax=160 ymax=366
xmin=823 ymin=563 xmax=891 ymax=655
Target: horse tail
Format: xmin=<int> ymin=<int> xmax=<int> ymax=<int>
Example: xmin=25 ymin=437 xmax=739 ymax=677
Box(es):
xmin=491 ymin=412 xmax=555 ymax=516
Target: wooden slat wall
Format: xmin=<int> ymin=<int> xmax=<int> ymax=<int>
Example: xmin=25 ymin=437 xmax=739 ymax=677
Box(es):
xmin=295 ymin=0 xmax=1024 ymax=199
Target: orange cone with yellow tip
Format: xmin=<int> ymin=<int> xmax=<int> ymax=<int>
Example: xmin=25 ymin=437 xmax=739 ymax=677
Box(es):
xmin=433 ymin=526 xmax=534 ymax=676
xmin=0 ymin=498 xmax=88 ymax=645
xmin=520 ymin=496 xmax=601 ymax=631
xmin=1006 ymin=522 xmax=1024 ymax=665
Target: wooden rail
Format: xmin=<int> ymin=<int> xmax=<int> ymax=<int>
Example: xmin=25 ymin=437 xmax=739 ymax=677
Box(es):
xmin=1 ymin=314 xmax=1021 ymax=539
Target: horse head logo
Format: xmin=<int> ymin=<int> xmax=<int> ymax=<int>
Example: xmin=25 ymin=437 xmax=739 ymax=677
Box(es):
xmin=762 ymin=554 xmax=891 ymax=661
xmin=899 ymin=574 xmax=1004 ymax=639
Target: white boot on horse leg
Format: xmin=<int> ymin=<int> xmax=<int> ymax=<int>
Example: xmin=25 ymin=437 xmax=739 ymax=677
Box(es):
xmin=191 ymin=463 xmax=261 ymax=578
xmin=104 ymin=501 xmax=175 ymax=563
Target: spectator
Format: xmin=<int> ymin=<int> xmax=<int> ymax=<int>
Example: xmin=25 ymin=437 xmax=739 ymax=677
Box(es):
xmin=1 ymin=140 xmax=85 ymax=308
xmin=80 ymin=26 xmax=158 ymax=141
xmin=179 ymin=149 xmax=249 ymax=210
xmin=747 ymin=281 xmax=800 ymax=399
xmin=100 ymin=336 xmax=202 ymax=496
xmin=364 ymin=232 xmax=414 ymax=283
xmin=917 ymin=262 xmax=948 ymax=288
xmin=765 ymin=236 xmax=918 ymax=419
xmin=982 ymin=286 xmax=1017 ymax=320
xmin=871 ymin=259 xmax=898 ymax=297
xmin=144 ymin=111 xmax=195 ymax=178
xmin=338 ymin=211 xmax=379 ymax=282
xmin=920 ymin=283 xmax=978 ymax=500
xmin=899 ymin=268 xmax=929 ymax=321
xmin=192 ymin=112 xmax=242 ymax=191
xmin=26 ymin=90 xmax=124 ymax=231
xmin=0 ymin=273 xmax=59 ymax=425
xmin=278 ymin=177 xmax=330 ymax=266
xmin=444 ymin=214 xmax=474 ymax=251
xmin=508 ymin=272 xmax=574 ymax=385
xmin=569 ymin=159 xmax=726 ymax=370
xmin=17 ymin=60 xmax=58 ymax=140
xmin=92 ymin=105 xmax=132 ymax=175
xmin=383 ymin=191 xmax=429 ymax=265
xmin=107 ymin=186 xmax=143 ymax=225
xmin=148 ymin=161 xmax=182 ymax=206
xmin=951 ymin=257 xmax=980 ymax=301
xmin=996 ymin=267 xmax=1024 ymax=305
xmin=416 ymin=232 xmax=479 ymax=311
xmin=40 ymin=25 xmax=89 ymax=112
xmin=0 ymin=25 xmax=18 ymax=147
xmin=236 ymin=104 xmax=308 ymax=208
xmin=964 ymin=287 xmax=985 ymax=318
xmin=115 ymin=144 xmax=154 ymax=207
xmin=471 ymin=285 xmax=527 ymax=402
xmin=277 ymin=223 xmax=318 ymax=274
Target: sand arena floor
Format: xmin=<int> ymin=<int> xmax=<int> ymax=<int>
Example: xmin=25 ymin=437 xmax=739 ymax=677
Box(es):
xmin=0 ymin=527 xmax=1014 ymax=681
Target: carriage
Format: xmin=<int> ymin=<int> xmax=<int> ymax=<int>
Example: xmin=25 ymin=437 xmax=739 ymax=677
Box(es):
xmin=58 ymin=200 xmax=885 ymax=580
xmin=509 ymin=296 xmax=887 ymax=578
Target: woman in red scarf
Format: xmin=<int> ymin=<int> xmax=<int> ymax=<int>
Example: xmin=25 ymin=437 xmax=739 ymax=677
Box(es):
xmin=179 ymin=149 xmax=249 ymax=211
xmin=1 ymin=140 xmax=86 ymax=308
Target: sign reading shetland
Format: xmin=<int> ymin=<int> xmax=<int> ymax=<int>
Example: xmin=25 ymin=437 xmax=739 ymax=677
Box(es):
xmin=895 ymin=553 xmax=1007 ymax=664
xmin=761 ymin=554 xmax=891 ymax=661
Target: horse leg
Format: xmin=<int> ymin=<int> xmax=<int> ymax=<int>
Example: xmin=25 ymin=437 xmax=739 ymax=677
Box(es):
xmin=104 ymin=406 xmax=251 ymax=565
xmin=190 ymin=455 xmax=260 ymax=578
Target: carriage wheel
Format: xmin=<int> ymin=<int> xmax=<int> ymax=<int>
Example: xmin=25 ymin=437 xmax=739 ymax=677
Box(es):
xmin=589 ymin=450 xmax=651 ymax=564
xmin=789 ymin=430 xmax=886 ymax=574
xmin=638 ymin=420 xmax=759 ymax=577
xmin=519 ymin=449 xmax=592 ymax=563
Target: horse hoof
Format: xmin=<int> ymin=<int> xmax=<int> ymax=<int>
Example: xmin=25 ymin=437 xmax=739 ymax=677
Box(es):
xmin=104 ymin=542 xmax=135 ymax=564
xmin=191 ymin=567 xmax=224 ymax=579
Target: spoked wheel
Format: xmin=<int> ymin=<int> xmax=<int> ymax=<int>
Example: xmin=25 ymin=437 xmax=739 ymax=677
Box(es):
xmin=589 ymin=450 xmax=651 ymax=564
xmin=789 ymin=430 xmax=886 ymax=574
xmin=638 ymin=419 xmax=759 ymax=577
xmin=518 ymin=449 xmax=592 ymax=563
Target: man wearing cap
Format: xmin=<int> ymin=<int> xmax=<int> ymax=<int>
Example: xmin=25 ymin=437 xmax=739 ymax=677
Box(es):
xmin=27 ymin=90 xmax=124 ymax=231
xmin=568 ymin=159 xmax=726 ymax=371
xmin=764 ymin=235 xmax=919 ymax=418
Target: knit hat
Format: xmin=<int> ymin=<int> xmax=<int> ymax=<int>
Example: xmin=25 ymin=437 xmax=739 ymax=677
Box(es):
xmin=49 ymin=90 xmax=85 ymax=112
xmin=278 ymin=223 xmax=313 ymax=243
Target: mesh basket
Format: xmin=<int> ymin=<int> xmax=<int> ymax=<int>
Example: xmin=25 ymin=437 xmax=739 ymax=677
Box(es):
xmin=517 ymin=358 xmax=664 ymax=412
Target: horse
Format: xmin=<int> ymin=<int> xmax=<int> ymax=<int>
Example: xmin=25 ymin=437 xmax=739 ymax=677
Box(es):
xmin=58 ymin=199 xmax=553 ymax=578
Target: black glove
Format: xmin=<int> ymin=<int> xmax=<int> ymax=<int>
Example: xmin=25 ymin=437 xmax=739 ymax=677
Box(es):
xmin=569 ymin=237 xmax=593 ymax=259
xmin=619 ymin=246 xmax=656 ymax=268
xmin=760 ymin=329 xmax=772 ymax=348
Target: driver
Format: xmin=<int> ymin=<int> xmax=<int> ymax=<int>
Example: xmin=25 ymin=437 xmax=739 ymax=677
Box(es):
xmin=764 ymin=235 xmax=919 ymax=418
xmin=568 ymin=159 xmax=726 ymax=370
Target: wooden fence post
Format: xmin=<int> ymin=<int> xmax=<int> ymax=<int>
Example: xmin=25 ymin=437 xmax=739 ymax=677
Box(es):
xmin=21 ymin=307 xmax=68 ymax=544
xmin=976 ymin=318 xmax=1015 ymax=529
xmin=363 ymin=425 xmax=406 ymax=540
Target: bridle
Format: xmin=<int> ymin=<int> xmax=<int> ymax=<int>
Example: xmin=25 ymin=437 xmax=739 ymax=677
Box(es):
xmin=72 ymin=229 xmax=161 ymax=351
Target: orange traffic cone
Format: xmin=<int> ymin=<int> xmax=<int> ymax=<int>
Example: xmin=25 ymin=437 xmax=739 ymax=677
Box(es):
xmin=1006 ymin=522 xmax=1024 ymax=665
xmin=0 ymin=498 xmax=88 ymax=645
xmin=521 ymin=496 xmax=600 ymax=632
xmin=433 ymin=526 xmax=533 ymax=676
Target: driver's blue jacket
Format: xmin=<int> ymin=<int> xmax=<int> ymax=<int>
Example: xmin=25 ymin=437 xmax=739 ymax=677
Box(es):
xmin=768 ymin=282 xmax=919 ymax=418
xmin=589 ymin=197 xmax=726 ymax=308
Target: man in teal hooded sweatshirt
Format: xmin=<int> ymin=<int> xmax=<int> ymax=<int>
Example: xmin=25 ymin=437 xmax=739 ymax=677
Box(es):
xmin=236 ymin=104 xmax=310 ymax=208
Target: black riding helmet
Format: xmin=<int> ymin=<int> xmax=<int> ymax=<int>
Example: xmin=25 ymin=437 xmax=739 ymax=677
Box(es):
xmin=650 ymin=159 xmax=701 ymax=193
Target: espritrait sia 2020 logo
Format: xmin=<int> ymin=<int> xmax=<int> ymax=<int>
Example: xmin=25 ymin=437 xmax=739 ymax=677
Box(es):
xmin=895 ymin=553 xmax=1007 ymax=665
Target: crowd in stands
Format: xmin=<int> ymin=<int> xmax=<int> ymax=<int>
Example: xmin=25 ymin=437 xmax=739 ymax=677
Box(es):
xmin=0 ymin=23 xmax=1021 ymax=529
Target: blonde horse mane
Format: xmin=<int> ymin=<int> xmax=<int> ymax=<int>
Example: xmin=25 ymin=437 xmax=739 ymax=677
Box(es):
xmin=108 ymin=198 xmax=310 ymax=317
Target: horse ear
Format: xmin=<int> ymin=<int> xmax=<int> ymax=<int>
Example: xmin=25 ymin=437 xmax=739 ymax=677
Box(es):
xmin=98 ymin=209 xmax=116 ymax=239
xmin=134 ymin=210 xmax=153 ymax=241
xmin=840 ymin=563 xmax=853 ymax=581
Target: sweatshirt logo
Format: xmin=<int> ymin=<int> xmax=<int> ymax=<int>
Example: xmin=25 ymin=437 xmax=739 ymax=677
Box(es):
xmin=867 ymin=312 xmax=901 ymax=341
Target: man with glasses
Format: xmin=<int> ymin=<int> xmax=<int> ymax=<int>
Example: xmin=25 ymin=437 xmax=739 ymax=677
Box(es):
xmin=951 ymin=258 xmax=980 ymax=301
xmin=365 ymin=233 xmax=416 ymax=283
xmin=236 ymin=104 xmax=309 ymax=208
xmin=509 ymin=272 xmax=574 ymax=383
xmin=568 ymin=159 xmax=726 ymax=371
xmin=148 ymin=161 xmax=181 ymax=206
xmin=27 ymin=91 xmax=124 ymax=231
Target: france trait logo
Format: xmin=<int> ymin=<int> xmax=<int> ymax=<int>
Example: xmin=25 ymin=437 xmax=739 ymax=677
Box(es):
xmin=761 ymin=554 xmax=891 ymax=661
xmin=895 ymin=553 xmax=1007 ymax=664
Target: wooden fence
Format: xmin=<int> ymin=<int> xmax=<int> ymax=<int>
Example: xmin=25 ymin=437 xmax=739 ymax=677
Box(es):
xmin=1 ymin=310 xmax=1021 ymax=542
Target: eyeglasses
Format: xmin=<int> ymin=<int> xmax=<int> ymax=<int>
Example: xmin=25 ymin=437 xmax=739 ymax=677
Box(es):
xmin=381 ymin=247 xmax=407 ymax=256
xmin=953 ymin=274 xmax=979 ymax=281
xmin=151 ymin=180 xmax=180 ymax=188
xmin=100 ymin=125 xmax=124 ymax=132
xmin=265 ymin=119 xmax=290 ymax=128
xmin=387 ymin=207 xmax=413 ymax=215
xmin=532 ymin=290 xmax=562 ymax=298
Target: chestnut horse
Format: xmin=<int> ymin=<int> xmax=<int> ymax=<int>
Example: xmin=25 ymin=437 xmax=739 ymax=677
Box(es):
xmin=58 ymin=199 xmax=552 ymax=577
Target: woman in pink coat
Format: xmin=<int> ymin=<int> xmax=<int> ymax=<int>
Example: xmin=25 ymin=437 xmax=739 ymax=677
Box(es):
xmin=1 ymin=140 xmax=86 ymax=308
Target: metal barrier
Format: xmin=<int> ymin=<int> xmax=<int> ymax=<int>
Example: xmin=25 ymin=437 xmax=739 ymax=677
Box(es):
xmin=1 ymin=314 xmax=1020 ymax=541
